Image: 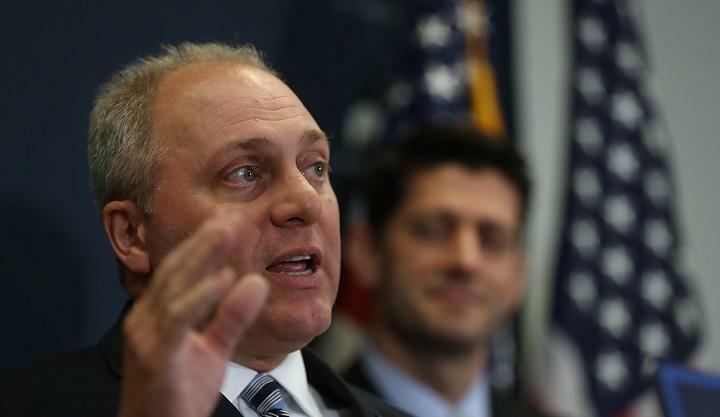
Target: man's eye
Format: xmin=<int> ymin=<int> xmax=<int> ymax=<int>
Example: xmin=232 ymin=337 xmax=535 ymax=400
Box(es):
xmin=304 ymin=161 xmax=328 ymax=180
xmin=479 ymin=225 xmax=518 ymax=257
xmin=411 ymin=221 xmax=448 ymax=240
xmin=481 ymin=233 xmax=511 ymax=254
xmin=225 ymin=166 xmax=259 ymax=184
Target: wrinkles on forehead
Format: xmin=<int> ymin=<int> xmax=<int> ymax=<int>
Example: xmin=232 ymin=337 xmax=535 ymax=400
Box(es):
xmin=203 ymin=95 xmax=309 ymax=133
xmin=206 ymin=128 xmax=329 ymax=157
xmin=190 ymin=70 xmax=308 ymax=130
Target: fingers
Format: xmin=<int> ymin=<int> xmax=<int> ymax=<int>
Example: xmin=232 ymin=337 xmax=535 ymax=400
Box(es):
xmin=143 ymin=211 xmax=242 ymax=309
xmin=133 ymin=210 xmax=253 ymax=344
xmin=160 ymin=266 xmax=238 ymax=335
xmin=204 ymin=274 xmax=269 ymax=356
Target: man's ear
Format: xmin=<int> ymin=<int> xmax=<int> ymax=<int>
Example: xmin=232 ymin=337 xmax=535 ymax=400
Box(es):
xmin=102 ymin=200 xmax=151 ymax=276
xmin=345 ymin=222 xmax=382 ymax=289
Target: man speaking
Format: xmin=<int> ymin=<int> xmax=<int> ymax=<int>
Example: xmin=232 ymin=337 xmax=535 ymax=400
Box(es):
xmin=0 ymin=43 xmax=405 ymax=417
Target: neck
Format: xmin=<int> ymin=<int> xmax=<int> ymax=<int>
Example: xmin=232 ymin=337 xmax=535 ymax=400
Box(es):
xmin=230 ymin=322 xmax=311 ymax=372
xmin=371 ymin=326 xmax=488 ymax=404
xmin=230 ymin=335 xmax=295 ymax=372
xmin=231 ymin=351 xmax=288 ymax=372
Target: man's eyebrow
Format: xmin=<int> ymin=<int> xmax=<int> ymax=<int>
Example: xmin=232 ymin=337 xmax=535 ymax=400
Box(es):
xmin=205 ymin=137 xmax=273 ymax=168
xmin=302 ymin=129 xmax=330 ymax=144
xmin=208 ymin=131 xmax=329 ymax=167
xmin=234 ymin=136 xmax=272 ymax=149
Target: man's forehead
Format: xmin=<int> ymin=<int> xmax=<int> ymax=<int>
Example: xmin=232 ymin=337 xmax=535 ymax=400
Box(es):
xmin=403 ymin=165 xmax=522 ymax=221
xmin=152 ymin=62 xmax=317 ymax=141
xmin=408 ymin=164 xmax=515 ymax=193
xmin=158 ymin=63 xmax=294 ymax=104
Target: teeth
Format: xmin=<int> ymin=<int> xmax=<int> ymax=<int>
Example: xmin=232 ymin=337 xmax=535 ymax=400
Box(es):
xmin=285 ymin=269 xmax=313 ymax=276
xmin=283 ymin=255 xmax=312 ymax=262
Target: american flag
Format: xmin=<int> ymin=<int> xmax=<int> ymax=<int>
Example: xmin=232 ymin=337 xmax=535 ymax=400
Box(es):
xmin=552 ymin=0 xmax=703 ymax=416
xmin=381 ymin=0 xmax=506 ymax=142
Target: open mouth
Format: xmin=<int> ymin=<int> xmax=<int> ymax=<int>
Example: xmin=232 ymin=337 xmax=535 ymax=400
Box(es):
xmin=265 ymin=254 xmax=318 ymax=276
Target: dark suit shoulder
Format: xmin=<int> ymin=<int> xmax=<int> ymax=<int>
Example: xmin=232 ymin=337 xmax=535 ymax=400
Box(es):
xmin=341 ymin=358 xmax=379 ymax=396
xmin=347 ymin=386 xmax=413 ymax=417
xmin=0 ymin=345 xmax=120 ymax=417
xmin=302 ymin=349 xmax=411 ymax=417
xmin=492 ymin=388 xmax=555 ymax=417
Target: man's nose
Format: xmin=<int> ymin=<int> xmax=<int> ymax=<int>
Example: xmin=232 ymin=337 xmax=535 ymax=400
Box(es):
xmin=269 ymin=169 xmax=322 ymax=227
xmin=447 ymin=227 xmax=483 ymax=275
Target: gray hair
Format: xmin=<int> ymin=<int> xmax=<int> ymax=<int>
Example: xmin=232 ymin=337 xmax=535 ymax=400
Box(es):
xmin=88 ymin=42 xmax=277 ymax=213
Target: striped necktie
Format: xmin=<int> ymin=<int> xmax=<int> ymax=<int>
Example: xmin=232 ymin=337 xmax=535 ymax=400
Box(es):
xmin=240 ymin=373 xmax=291 ymax=417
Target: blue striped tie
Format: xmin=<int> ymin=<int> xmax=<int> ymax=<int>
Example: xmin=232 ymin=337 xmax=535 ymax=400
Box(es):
xmin=240 ymin=373 xmax=291 ymax=417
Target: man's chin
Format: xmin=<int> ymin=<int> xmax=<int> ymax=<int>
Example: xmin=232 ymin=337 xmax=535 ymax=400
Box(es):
xmin=233 ymin=310 xmax=331 ymax=369
xmin=418 ymin=333 xmax=481 ymax=356
xmin=262 ymin=303 xmax=332 ymax=347
xmin=389 ymin=318 xmax=487 ymax=356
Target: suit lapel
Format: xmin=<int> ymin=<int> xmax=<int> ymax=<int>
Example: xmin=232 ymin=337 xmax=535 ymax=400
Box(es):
xmin=211 ymin=396 xmax=245 ymax=417
xmin=303 ymin=349 xmax=378 ymax=417
xmin=342 ymin=359 xmax=381 ymax=397
xmin=490 ymin=387 xmax=518 ymax=417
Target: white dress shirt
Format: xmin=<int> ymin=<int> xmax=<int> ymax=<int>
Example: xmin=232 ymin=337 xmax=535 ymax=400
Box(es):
xmin=220 ymin=350 xmax=338 ymax=417
xmin=362 ymin=344 xmax=491 ymax=417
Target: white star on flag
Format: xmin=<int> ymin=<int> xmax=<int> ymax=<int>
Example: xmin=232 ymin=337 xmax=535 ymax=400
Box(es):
xmin=645 ymin=170 xmax=670 ymax=206
xmin=641 ymin=270 xmax=672 ymax=309
xmin=423 ymin=63 xmax=461 ymax=101
xmin=608 ymin=143 xmax=639 ymax=181
xmin=416 ymin=15 xmax=451 ymax=48
xmin=639 ymin=323 xmax=670 ymax=357
xmin=602 ymin=246 xmax=634 ymax=285
xmin=643 ymin=121 xmax=671 ymax=155
xmin=574 ymin=167 xmax=602 ymax=205
xmin=612 ymin=91 xmax=644 ymax=129
xmin=675 ymin=298 xmax=701 ymax=336
xmin=599 ymin=298 xmax=631 ymax=337
xmin=597 ymin=352 xmax=628 ymax=390
xmin=386 ymin=81 xmax=414 ymax=111
xmin=570 ymin=271 xmax=598 ymax=311
xmin=604 ymin=195 xmax=636 ymax=233
xmin=645 ymin=219 xmax=672 ymax=255
xmin=616 ymin=41 xmax=643 ymax=74
xmin=578 ymin=67 xmax=606 ymax=105
xmin=579 ymin=16 xmax=607 ymax=53
xmin=575 ymin=117 xmax=604 ymax=154
xmin=572 ymin=219 xmax=600 ymax=256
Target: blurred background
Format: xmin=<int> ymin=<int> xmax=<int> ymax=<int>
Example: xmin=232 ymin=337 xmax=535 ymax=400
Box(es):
xmin=0 ymin=0 xmax=717 ymax=416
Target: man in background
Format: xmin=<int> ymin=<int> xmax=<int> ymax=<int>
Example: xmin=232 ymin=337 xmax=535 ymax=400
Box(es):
xmin=343 ymin=127 xmax=549 ymax=417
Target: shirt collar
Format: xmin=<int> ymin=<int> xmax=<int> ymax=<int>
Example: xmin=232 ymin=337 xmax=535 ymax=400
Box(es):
xmin=220 ymin=351 xmax=323 ymax=417
xmin=362 ymin=344 xmax=491 ymax=417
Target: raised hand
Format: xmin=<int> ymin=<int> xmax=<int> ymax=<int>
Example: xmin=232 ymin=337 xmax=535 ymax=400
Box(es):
xmin=118 ymin=211 xmax=269 ymax=417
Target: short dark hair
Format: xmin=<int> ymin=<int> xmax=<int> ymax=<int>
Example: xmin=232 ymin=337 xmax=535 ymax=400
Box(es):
xmin=365 ymin=126 xmax=531 ymax=241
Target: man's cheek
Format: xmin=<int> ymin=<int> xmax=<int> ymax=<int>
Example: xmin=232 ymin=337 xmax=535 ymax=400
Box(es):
xmin=227 ymin=228 xmax=264 ymax=272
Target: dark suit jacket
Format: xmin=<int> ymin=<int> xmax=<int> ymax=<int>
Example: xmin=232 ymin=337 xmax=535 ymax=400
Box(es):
xmin=343 ymin=358 xmax=552 ymax=417
xmin=0 ymin=313 xmax=408 ymax=417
